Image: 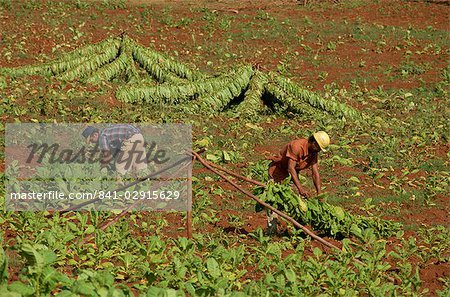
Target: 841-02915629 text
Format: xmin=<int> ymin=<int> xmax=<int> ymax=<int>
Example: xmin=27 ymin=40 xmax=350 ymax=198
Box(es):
xmin=9 ymin=190 xmax=181 ymax=201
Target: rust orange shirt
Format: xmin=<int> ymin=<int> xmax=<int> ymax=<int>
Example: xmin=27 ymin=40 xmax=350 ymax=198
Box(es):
xmin=268 ymin=139 xmax=318 ymax=182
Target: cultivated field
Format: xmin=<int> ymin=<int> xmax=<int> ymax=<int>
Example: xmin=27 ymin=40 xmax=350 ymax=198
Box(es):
xmin=0 ymin=0 xmax=449 ymax=296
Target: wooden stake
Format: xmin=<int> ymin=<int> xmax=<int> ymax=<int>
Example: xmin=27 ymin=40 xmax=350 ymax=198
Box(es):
xmin=81 ymin=152 xmax=200 ymax=244
xmin=186 ymin=211 xmax=193 ymax=238
xmin=186 ymin=155 xmax=194 ymax=238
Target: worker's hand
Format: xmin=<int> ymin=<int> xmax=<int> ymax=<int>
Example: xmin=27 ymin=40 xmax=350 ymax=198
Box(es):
xmin=100 ymin=156 xmax=112 ymax=168
xmin=298 ymin=189 xmax=309 ymax=198
xmin=100 ymin=155 xmax=112 ymax=166
xmin=316 ymin=192 xmax=325 ymax=203
xmin=101 ymin=151 xmax=112 ymax=163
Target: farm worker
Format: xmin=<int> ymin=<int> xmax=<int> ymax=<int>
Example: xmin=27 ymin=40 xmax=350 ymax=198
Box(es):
xmin=82 ymin=124 xmax=148 ymax=177
xmin=265 ymin=131 xmax=330 ymax=235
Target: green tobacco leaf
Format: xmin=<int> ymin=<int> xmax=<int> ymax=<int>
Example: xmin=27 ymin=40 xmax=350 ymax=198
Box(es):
xmin=0 ymin=76 xmax=7 ymax=89
xmin=20 ymin=244 xmax=45 ymax=275
xmin=274 ymin=74 xmax=361 ymax=120
xmin=222 ymin=151 xmax=231 ymax=162
xmin=58 ymin=44 xmax=120 ymax=81
xmin=297 ymin=196 xmax=308 ymax=212
xmin=8 ymin=282 xmax=35 ymax=296
xmin=350 ymin=224 xmax=362 ymax=238
xmin=0 ymin=286 xmax=21 ymax=297
xmin=254 ymin=181 xmax=401 ymax=240
xmin=131 ymin=39 xmax=205 ymax=81
xmin=333 ymin=206 xmax=345 ymax=221
xmin=265 ymin=82 xmax=319 ymax=118
xmin=184 ymin=283 xmax=196 ymax=296
xmin=206 ymin=154 xmax=220 ymax=162
xmin=2 ymin=38 xmax=120 ymax=78
xmin=0 ymin=247 xmax=8 ymax=284
xmin=85 ymin=225 xmax=95 ymax=234
xmin=236 ymin=70 xmax=268 ymax=117
xmin=206 ymin=258 xmax=221 ymax=278
xmin=285 ymin=269 xmax=297 ymax=283
xmin=71 ymin=281 xmax=94 ymax=296
xmin=348 ymin=176 xmax=361 ymax=183
xmin=117 ymin=65 xmax=252 ymax=107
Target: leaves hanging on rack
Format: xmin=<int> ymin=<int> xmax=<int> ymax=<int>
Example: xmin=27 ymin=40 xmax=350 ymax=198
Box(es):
xmin=236 ymin=70 xmax=268 ymax=117
xmin=116 ymin=65 xmax=252 ymax=105
xmin=194 ymin=65 xmax=253 ymax=113
xmin=0 ymin=34 xmax=361 ymax=120
xmin=274 ymin=75 xmax=360 ymax=120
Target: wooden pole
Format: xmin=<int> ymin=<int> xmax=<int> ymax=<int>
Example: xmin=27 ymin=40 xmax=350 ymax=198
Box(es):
xmin=207 ymin=161 xmax=265 ymax=187
xmin=82 ymin=160 xmax=193 ymax=244
xmin=60 ymin=156 xmax=193 ymax=213
xmin=61 ymin=149 xmax=205 ymax=213
xmin=191 ymin=151 xmax=341 ymax=251
xmin=190 ymin=151 xmax=391 ymax=276
xmin=186 ymin=155 xmax=194 ymax=238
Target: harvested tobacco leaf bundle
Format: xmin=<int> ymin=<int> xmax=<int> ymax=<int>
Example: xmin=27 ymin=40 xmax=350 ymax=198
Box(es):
xmin=254 ymin=181 xmax=401 ymax=240
xmin=1 ymin=35 xmax=361 ymax=120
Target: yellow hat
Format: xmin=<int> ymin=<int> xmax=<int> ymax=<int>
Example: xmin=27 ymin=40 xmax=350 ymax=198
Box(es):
xmin=313 ymin=131 xmax=330 ymax=152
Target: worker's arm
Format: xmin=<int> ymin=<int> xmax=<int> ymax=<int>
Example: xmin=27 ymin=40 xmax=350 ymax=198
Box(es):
xmin=288 ymin=158 xmax=309 ymax=198
xmin=98 ymin=133 xmax=113 ymax=167
xmin=100 ymin=150 xmax=112 ymax=167
xmin=311 ymin=162 xmax=321 ymax=195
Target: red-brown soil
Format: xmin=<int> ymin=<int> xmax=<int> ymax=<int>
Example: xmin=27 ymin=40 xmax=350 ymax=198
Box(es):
xmin=1 ymin=0 xmax=448 ymax=92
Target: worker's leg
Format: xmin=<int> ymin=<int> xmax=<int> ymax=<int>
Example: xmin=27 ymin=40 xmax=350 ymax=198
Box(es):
xmin=116 ymin=134 xmax=148 ymax=176
xmin=116 ymin=143 xmax=131 ymax=176
xmin=266 ymin=208 xmax=279 ymax=235
xmin=129 ymin=133 xmax=148 ymax=175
